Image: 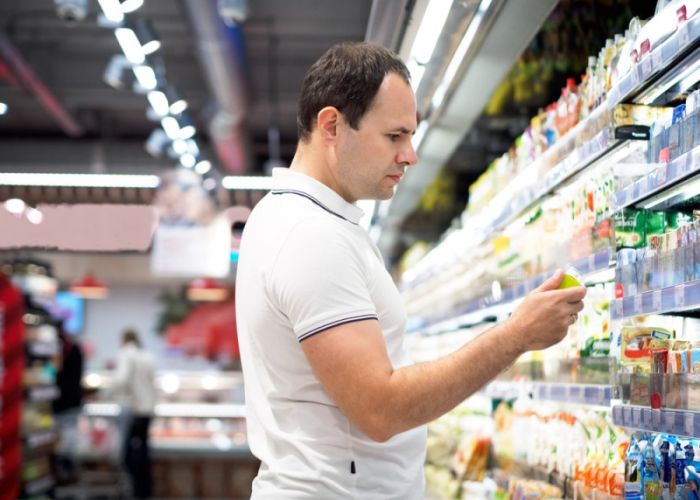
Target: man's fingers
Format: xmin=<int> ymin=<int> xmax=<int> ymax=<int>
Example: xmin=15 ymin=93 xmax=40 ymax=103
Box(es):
xmin=534 ymin=270 xmax=564 ymax=292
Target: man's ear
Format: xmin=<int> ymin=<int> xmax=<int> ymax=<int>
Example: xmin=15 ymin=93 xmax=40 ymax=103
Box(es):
xmin=316 ymin=106 xmax=341 ymax=141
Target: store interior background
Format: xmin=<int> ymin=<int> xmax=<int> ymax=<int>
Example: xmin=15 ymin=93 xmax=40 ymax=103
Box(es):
xmin=0 ymin=0 xmax=688 ymax=498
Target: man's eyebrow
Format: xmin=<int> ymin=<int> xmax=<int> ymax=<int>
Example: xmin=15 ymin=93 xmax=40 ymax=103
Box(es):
xmin=392 ymin=127 xmax=414 ymax=135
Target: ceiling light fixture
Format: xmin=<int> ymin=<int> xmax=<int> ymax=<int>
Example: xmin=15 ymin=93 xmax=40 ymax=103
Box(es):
xmin=221 ymin=176 xmax=273 ymax=190
xmin=25 ymin=207 xmax=44 ymax=225
xmin=0 ymin=173 xmax=160 ymax=188
xmin=171 ymin=138 xmax=188 ymax=155
xmin=70 ymin=272 xmax=109 ymax=300
xmin=166 ymin=86 xmax=187 ymax=115
xmin=406 ymin=0 xmax=453 ymax=92
xmin=103 ymin=54 xmax=132 ymax=89
xmin=0 ymin=102 xmax=7 ymax=115
xmin=119 ymin=0 xmax=144 ymax=14
xmin=114 ymin=27 xmax=145 ymax=64
xmin=431 ymin=0 xmax=493 ymax=110
xmin=5 ymin=198 xmax=26 ymax=215
xmin=146 ymin=90 xmax=169 ymax=116
xmin=186 ymin=277 xmax=229 ymax=302
xmin=132 ymin=64 xmax=157 ymax=91
xmin=144 ymin=129 xmax=170 ymax=157
xmin=180 ymin=153 xmax=196 ymax=168
xmin=131 ymin=18 xmax=161 ymax=55
xmin=97 ymin=0 xmax=124 ymax=23
xmin=160 ymin=116 xmax=180 ymax=140
xmin=195 ymin=160 xmax=212 ymax=175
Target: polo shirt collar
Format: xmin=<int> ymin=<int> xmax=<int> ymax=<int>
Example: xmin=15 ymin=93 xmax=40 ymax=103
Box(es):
xmin=271 ymin=168 xmax=364 ymax=225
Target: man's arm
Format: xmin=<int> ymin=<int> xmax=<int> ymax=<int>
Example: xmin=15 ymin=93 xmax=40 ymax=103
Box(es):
xmin=301 ymin=271 xmax=586 ymax=442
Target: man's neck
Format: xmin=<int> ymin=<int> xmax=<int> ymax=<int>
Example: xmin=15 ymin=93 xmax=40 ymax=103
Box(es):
xmin=289 ymin=141 xmax=347 ymax=200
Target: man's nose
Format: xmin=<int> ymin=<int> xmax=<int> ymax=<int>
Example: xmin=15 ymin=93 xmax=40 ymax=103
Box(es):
xmin=397 ymin=141 xmax=418 ymax=166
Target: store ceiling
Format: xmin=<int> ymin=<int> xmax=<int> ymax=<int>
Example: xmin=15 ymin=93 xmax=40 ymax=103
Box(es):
xmin=0 ymin=0 xmax=373 ymax=177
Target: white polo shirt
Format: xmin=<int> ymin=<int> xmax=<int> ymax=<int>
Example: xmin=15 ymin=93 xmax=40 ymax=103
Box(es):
xmin=236 ymin=168 xmax=427 ymax=499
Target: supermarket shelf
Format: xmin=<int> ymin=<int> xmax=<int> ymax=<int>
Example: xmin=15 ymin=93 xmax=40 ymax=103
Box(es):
xmin=613 ymin=144 xmax=700 ymax=210
xmin=607 ymin=15 xmax=700 ymax=107
xmin=27 ymin=340 xmax=59 ymax=358
xmin=151 ymin=439 xmax=253 ymax=459
xmin=25 ymin=384 xmax=59 ymax=403
xmin=484 ymin=381 xmax=613 ymax=407
xmin=412 ymin=247 xmax=612 ymax=334
xmin=610 ymin=280 xmax=700 ymax=319
xmin=23 ymin=428 xmax=57 ymax=449
xmin=612 ymin=405 xmax=700 ymax=438
xmin=22 ymin=475 xmax=54 ymax=496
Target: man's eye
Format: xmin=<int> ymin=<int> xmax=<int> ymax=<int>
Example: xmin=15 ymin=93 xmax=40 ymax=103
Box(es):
xmin=388 ymin=134 xmax=401 ymax=141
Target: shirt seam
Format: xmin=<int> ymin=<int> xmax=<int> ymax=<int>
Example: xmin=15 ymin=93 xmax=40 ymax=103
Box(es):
xmin=271 ymin=189 xmax=358 ymax=225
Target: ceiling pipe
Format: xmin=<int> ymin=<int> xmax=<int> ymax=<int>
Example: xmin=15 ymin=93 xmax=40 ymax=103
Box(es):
xmin=180 ymin=0 xmax=251 ymax=173
xmin=0 ymin=35 xmax=83 ymax=137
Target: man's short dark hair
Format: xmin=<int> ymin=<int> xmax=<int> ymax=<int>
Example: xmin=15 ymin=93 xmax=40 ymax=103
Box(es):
xmin=297 ymin=42 xmax=411 ymax=141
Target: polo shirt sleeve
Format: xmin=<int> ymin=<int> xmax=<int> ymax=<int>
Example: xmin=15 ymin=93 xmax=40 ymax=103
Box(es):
xmin=269 ymin=219 xmax=378 ymax=341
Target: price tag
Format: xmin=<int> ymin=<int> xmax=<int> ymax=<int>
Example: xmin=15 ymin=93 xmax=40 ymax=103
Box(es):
xmin=635 ymin=294 xmax=643 ymax=315
xmin=664 ymin=411 xmax=677 ymax=432
xmin=675 ymin=285 xmax=686 ymax=308
xmin=685 ymin=413 xmax=695 ymax=436
xmin=653 ymin=289 xmax=663 ymax=312
xmin=632 ymin=407 xmax=642 ymax=426
xmin=678 ymin=22 xmax=691 ymax=47
xmin=651 ymin=49 xmax=663 ymax=72
xmin=640 ymin=57 xmax=652 ymax=80
xmin=658 ymin=164 xmax=668 ymax=185
xmin=623 ymin=406 xmax=632 ymax=424
xmin=614 ymin=299 xmax=624 ymax=319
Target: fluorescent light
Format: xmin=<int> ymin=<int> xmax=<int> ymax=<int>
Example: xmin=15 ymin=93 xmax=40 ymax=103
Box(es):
xmin=161 ymin=116 xmax=180 ymax=140
xmin=170 ymin=99 xmax=187 ymax=115
xmin=84 ymin=403 xmax=122 ymax=417
xmin=432 ymin=0 xmax=491 ymax=109
xmin=132 ymin=65 xmax=157 ymax=90
xmin=172 ymin=139 xmax=188 ymax=155
xmin=180 ymin=124 xmax=196 ymax=139
xmin=97 ymin=0 xmax=124 ymax=23
xmin=203 ymin=178 xmax=218 ymax=191
xmin=147 ymin=90 xmax=169 ymax=116
xmin=142 ymin=40 xmax=161 ymax=55
xmin=180 ymin=153 xmax=196 ymax=168
xmin=642 ymin=175 xmax=700 ymax=209
xmin=154 ymin=403 xmax=246 ymax=418
xmin=185 ymin=139 xmax=199 ymax=156
xmin=195 ymin=160 xmax=212 ymax=175
xmin=114 ymin=27 xmax=145 ymax=65
xmin=411 ymin=0 xmax=452 ymax=64
xmin=222 ymin=176 xmax=273 ymax=190
xmin=0 ymin=102 xmax=7 ymax=115
xmin=5 ymin=198 xmax=25 ymax=215
xmin=25 ymin=207 xmax=43 ymax=225
xmin=120 ymin=0 xmax=144 ymax=13
xmin=0 ymin=173 xmax=160 ymax=188
xmin=639 ymin=55 xmax=700 ymax=104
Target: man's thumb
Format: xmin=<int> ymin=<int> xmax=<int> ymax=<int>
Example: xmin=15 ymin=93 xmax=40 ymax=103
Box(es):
xmin=535 ymin=270 xmax=564 ymax=292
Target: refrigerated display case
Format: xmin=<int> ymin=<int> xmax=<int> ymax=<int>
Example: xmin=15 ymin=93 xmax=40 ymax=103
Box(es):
xmin=403 ymin=3 xmax=700 ymax=498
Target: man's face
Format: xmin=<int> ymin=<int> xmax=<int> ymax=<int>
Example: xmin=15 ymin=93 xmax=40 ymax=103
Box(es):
xmin=334 ymin=73 xmax=418 ymax=202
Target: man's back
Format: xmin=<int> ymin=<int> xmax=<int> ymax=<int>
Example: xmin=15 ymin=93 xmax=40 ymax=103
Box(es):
xmin=236 ymin=168 xmax=426 ymax=499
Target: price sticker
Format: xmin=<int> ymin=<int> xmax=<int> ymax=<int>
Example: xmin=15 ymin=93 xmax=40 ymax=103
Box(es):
xmin=675 ymin=285 xmax=686 ymax=308
xmin=640 ymin=57 xmax=652 ymax=80
xmin=658 ymin=164 xmax=668 ymax=185
xmin=635 ymin=294 xmax=643 ymax=315
xmin=623 ymin=406 xmax=632 ymax=424
xmin=651 ymin=49 xmax=663 ymax=72
xmin=664 ymin=412 xmax=677 ymax=432
xmin=653 ymin=289 xmax=663 ymax=312
xmin=685 ymin=413 xmax=695 ymax=436
xmin=632 ymin=407 xmax=641 ymax=426
xmin=678 ymin=22 xmax=691 ymax=47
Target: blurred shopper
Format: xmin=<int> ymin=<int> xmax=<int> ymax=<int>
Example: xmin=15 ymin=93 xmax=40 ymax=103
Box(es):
xmin=236 ymin=42 xmax=587 ymax=499
xmin=51 ymin=319 xmax=84 ymax=486
xmin=113 ymin=329 xmax=156 ymax=499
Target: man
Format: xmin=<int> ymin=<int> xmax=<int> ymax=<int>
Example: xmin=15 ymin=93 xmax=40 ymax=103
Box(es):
xmin=113 ymin=330 xmax=156 ymax=499
xmin=236 ymin=42 xmax=586 ymax=499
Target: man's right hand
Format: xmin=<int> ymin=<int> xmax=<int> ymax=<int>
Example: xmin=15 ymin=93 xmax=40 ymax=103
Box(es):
xmin=508 ymin=270 xmax=587 ymax=353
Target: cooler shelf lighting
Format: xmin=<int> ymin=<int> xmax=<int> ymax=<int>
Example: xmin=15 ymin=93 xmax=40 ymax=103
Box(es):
xmin=0 ymin=173 xmax=160 ymax=188
xmin=222 ymin=176 xmax=273 ymax=191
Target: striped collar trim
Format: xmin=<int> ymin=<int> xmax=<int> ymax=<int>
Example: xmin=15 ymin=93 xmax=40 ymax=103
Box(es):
xmin=271 ymin=168 xmax=364 ymax=224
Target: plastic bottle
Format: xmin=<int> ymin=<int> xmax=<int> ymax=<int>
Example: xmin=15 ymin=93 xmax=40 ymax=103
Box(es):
xmin=645 ymin=442 xmax=662 ymax=499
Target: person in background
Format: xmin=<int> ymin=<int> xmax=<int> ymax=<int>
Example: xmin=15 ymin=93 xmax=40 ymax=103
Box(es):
xmin=235 ymin=42 xmax=587 ymax=499
xmin=51 ymin=318 xmax=84 ymax=486
xmin=113 ymin=329 xmax=156 ymax=499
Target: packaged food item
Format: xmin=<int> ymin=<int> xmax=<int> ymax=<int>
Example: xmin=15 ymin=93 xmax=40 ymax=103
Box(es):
xmin=614 ymin=209 xmax=647 ymax=248
xmin=620 ymin=326 xmax=673 ymax=369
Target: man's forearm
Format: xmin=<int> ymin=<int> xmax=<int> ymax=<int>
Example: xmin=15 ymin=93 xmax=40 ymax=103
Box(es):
xmin=380 ymin=320 xmax=524 ymax=437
